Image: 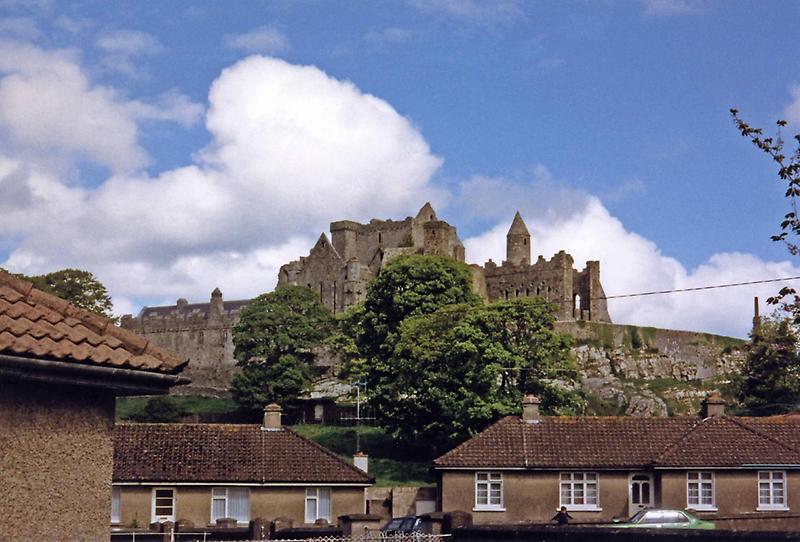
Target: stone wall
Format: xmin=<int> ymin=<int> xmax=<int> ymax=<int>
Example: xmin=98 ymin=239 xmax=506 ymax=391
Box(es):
xmin=0 ymin=380 xmax=115 ymax=541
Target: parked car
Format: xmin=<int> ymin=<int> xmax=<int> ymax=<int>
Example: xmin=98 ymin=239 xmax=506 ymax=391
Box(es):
xmin=609 ymin=509 xmax=715 ymax=529
xmin=381 ymin=516 xmax=423 ymax=535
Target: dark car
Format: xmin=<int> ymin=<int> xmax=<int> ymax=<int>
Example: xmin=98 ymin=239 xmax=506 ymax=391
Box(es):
xmin=380 ymin=516 xmax=423 ymax=535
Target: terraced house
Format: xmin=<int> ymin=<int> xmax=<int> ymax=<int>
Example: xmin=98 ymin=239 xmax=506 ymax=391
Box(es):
xmin=0 ymin=270 xmax=188 ymax=541
xmin=112 ymin=404 xmax=373 ymax=528
xmin=435 ymin=394 xmax=800 ymax=527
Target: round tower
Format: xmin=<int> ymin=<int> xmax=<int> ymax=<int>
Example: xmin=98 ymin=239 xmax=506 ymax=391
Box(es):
xmin=506 ymin=211 xmax=531 ymax=266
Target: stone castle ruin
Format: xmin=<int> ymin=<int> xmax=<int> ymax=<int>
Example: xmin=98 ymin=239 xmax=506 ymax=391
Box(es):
xmin=122 ymin=203 xmax=611 ymax=392
xmin=278 ymin=203 xmax=611 ymax=322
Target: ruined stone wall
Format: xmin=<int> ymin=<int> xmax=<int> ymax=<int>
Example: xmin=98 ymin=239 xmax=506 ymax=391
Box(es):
xmin=0 ymin=381 xmax=115 ymax=541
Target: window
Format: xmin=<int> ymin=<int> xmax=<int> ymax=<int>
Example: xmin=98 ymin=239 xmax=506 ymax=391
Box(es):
xmin=111 ymin=487 xmax=121 ymax=524
xmin=211 ymin=487 xmax=250 ymax=524
xmin=152 ymin=488 xmax=175 ymax=522
xmin=687 ymin=472 xmax=715 ymax=510
xmin=560 ymin=472 xmax=600 ymax=510
xmin=474 ymin=472 xmax=503 ymax=510
xmin=305 ymin=488 xmax=331 ymax=523
xmin=758 ymin=471 xmax=788 ymax=510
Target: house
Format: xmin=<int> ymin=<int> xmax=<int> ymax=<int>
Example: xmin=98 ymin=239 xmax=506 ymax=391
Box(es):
xmin=113 ymin=404 xmax=374 ymax=528
xmin=0 ymin=270 xmax=188 ymax=541
xmin=434 ymin=394 xmax=800 ymax=525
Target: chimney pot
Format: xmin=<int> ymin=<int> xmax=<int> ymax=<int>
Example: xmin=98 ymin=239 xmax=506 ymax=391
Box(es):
xmin=263 ymin=403 xmax=283 ymax=431
xmin=701 ymin=391 xmax=725 ymax=418
xmin=522 ymin=394 xmax=541 ymax=423
xmin=353 ymin=451 xmax=369 ymax=473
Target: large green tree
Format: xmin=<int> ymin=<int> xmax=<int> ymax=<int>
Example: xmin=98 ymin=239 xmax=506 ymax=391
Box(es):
xmin=230 ymin=285 xmax=334 ymax=415
xmin=735 ymin=317 xmax=800 ymax=415
xmin=368 ymin=298 xmax=579 ymax=452
xmin=354 ymin=254 xmax=480 ymax=361
xmin=3 ymin=268 xmax=114 ymax=318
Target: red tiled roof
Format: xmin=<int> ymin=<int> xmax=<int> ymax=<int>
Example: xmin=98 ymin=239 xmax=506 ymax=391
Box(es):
xmin=114 ymin=423 xmax=374 ymax=484
xmin=434 ymin=415 xmax=800 ymax=470
xmin=0 ymin=270 xmax=186 ymax=374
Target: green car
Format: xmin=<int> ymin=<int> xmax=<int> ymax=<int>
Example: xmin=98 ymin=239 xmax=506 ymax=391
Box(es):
xmin=610 ymin=509 xmax=715 ymax=529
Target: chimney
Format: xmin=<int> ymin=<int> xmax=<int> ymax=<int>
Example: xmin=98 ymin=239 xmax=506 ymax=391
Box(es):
xmin=262 ymin=403 xmax=283 ymax=431
xmin=701 ymin=391 xmax=725 ymax=418
xmin=353 ymin=451 xmax=369 ymax=473
xmin=522 ymin=394 xmax=541 ymax=423
xmin=753 ymin=296 xmax=762 ymax=335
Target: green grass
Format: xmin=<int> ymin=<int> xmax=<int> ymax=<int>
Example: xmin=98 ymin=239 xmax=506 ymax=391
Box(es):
xmin=116 ymin=395 xmax=237 ymax=421
xmin=290 ymin=424 xmax=435 ymax=486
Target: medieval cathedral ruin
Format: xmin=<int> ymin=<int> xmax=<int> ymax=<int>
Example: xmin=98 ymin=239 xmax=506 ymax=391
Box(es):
xmin=121 ymin=203 xmax=610 ymax=391
xmin=278 ymin=203 xmax=611 ymax=322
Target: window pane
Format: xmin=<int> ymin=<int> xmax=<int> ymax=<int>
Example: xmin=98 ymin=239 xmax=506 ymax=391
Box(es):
xmin=306 ymin=498 xmax=317 ymax=522
xmin=229 ymin=489 xmax=250 ymax=522
xmin=477 ymin=473 xmax=488 ymax=481
xmin=211 ymin=499 xmax=226 ymax=521
xmin=318 ymin=488 xmax=331 ymax=520
xmin=111 ymin=488 xmax=121 ymax=523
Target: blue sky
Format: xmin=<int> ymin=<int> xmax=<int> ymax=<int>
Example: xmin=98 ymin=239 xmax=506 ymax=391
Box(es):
xmin=1 ymin=0 xmax=799 ymax=337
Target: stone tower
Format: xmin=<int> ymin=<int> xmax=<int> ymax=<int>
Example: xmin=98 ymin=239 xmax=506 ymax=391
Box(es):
xmin=505 ymin=211 xmax=531 ymax=266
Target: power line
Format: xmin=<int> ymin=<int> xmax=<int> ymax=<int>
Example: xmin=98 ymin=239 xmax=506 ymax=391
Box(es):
xmin=597 ymin=276 xmax=800 ymax=301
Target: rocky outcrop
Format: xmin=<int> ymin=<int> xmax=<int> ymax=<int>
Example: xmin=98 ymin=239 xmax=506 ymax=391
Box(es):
xmin=559 ymin=321 xmax=747 ymax=416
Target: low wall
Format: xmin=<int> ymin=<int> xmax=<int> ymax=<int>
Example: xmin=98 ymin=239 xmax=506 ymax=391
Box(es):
xmin=454 ymin=524 xmax=800 ymax=542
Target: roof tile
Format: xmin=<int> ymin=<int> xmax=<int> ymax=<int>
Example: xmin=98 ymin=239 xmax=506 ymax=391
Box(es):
xmin=0 ymin=269 xmax=187 ymax=375
xmin=434 ymin=415 xmax=800 ymax=470
xmin=114 ymin=424 xmax=374 ymax=485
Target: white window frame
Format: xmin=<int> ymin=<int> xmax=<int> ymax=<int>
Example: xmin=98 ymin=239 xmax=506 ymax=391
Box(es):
xmin=687 ymin=471 xmax=716 ymax=511
xmin=474 ymin=471 xmax=504 ymax=511
xmin=560 ymin=472 xmax=601 ymax=511
xmin=305 ymin=487 xmax=332 ymax=523
xmin=151 ymin=487 xmax=176 ymax=523
xmin=757 ymin=471 xmax=789 ymax=511
xmin=111 ymin=486 xmax=121 ymax=524
xmin=211 ymin=487 xmax=251 ymax=524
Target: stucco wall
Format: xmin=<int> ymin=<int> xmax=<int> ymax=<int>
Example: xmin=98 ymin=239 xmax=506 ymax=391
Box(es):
xmin=660 ymin=470 xmax=800 ymax=516
xmin=0 ymin=380 xmax=115 ymax=541
xmin=440 ymin=470 xmax=630 ymax=524
xmin=116 ymin=485 xmax=366 ymax=527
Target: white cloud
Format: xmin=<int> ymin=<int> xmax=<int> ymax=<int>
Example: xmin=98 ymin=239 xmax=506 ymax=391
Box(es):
xmin=783 ymin=83 xmax=800 ymax=126
xmin=0 ymin=41 xmax=203 ymax=173
xmin=407 ymin=0 xmax=523 ymax=26
xmin=95 ymin=29 xmax=163 ymax=78
xmin=461 ymin=172 xmax=799 ymax=338
xmin=641 ymin=0 xmax=706 ymax=17
xmin=1 ymin=54 xmax=444 ymax=312
xmin=0 ymin=16 xmax=41 ymax=40
xmin=95 ymin=29 xmax=162 ymax=56
xmin=224 ymin=25 xmax=290 ymax=54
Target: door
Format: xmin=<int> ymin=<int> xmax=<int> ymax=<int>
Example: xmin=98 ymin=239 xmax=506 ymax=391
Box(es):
xmin=629 ymin=474 xmax=653 ymax=517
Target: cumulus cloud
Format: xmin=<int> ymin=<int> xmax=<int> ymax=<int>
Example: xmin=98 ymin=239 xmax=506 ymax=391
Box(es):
xmin=1 ymin=53 xmax=444 ymax=311
xmin=462 ymin=173 xmax=799 ymax=338
xmin=224 ymin=25 xmax=290 ymax=54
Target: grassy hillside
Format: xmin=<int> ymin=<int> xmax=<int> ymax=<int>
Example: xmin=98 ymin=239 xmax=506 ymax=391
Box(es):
xmin=291 ymin=424 xmax=435 ymax=486
xmin=116 ymin=395 xmax=237 ymax=420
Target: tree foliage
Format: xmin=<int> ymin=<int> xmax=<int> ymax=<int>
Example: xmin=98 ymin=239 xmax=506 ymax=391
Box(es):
xmin=735 ymin=317 xmax=800 ymax=415
xmin=5 ymin=268 xmax=114 ymax=318
xmin=129 ymin=396 xmax=188 ymax=423
xmin=354 ymin=255 xmax=480 ymax=360
xmin=368 ymin=298 xmax=579 ymax=451
xmin=230 ymin=285 xmax=334 ymax=415
xmin=731 ymin=109 xmax=800 ymax=318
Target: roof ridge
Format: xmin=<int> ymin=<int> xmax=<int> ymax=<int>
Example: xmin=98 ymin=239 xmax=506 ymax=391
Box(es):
xmin=283 ymin=427 xmax=374 ymax=483
xmin=728 ymin=416 xmax=800 ymax=455
xmin=653 ymin=417 xmax=705 ymax=464
xmin=0 ymin=269 xmax=187 ymax=374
